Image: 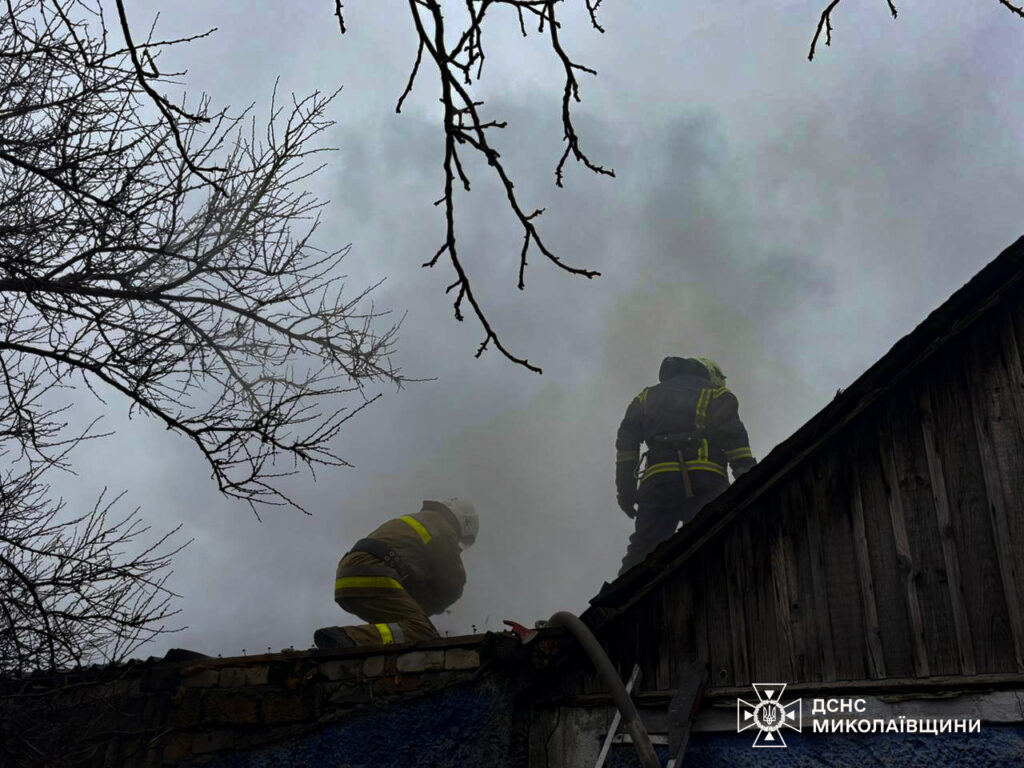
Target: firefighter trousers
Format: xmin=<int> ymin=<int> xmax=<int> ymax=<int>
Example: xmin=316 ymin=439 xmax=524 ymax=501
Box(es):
xmin=618 ymin=483 xmax=724 ymax=576
xmin=323 ymin=586 xmax=439 ymax=647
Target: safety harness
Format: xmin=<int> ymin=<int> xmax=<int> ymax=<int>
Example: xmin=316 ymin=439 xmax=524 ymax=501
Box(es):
xmin=348 ymin=538 xmax=411 ymax=582
xmin=344 ymin=514 xmax=434 ymax=584
xmin=648 ymin=432 xmax=703 ymax=498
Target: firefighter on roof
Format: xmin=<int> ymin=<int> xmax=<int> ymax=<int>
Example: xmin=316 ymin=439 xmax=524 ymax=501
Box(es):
xmin=313 ymin=498 xmax=478 ymax=648
xmin=615 ymin=357 xmax=756 ymax=575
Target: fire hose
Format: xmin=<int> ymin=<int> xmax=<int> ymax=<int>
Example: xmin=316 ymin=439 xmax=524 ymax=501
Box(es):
xmin=546 ymin=611 xmax=661 ymax=768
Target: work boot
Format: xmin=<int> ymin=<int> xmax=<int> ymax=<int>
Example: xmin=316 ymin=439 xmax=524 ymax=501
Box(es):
xmin=313 ymin=626 xmax=356 ymax=649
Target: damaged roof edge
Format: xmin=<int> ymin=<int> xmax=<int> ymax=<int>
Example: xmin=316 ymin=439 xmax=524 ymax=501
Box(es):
xmin=587 ymin=234 xmax=1024 ymax=618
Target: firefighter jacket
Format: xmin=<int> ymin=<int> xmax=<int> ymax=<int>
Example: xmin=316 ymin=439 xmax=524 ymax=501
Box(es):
xmin=334 ymin=506 xmax=466 ymax=616
xmin=615 ymin=358 xmax=756 ymax=506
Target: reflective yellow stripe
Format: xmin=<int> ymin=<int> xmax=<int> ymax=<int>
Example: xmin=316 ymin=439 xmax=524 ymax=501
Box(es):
xmin=698 ymin=438 xmax=709 ymax=461
xmin=375 ymin=623 xmax=394 ymax=644
xmin=644 ymin=461 xmax=680 ymax=473
xmin=685 ymin=460 xmax=728 ymax=479
xmin=635 ymin=387 xmax=650 ymax=403
xmin=640 ymin=458 xmax=729 ymax=482
xmin=616 ymin=450 xmax=640 ymax=463
xmin=641 ymin=466 xmax=683 ymax=482
xmin=335 ymin=576 xmax=404 ymax=591
xmin=640 ymin=462 xmax=681 ymax=482
xmin=711 ymin=386 xmax=731 ymax=399
xmin=400 ymin=515 xmax=432 ymax=544
xmin=695 ymin=388 xmax=711 ymax=430
xmin=724 ymin=446 xmax=753 ymax=460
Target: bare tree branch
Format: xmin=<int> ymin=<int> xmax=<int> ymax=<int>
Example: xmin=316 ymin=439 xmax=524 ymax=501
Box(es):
xmin=111 ymin=0 xmax=226 ymax=193
xmin=998 ymin=0 xmax=1024 ymax=18
xmin=0 ymin=0 xmax=406 ymax=515
xmin=0 ymin=450 xmax=188 ymax=676
xmin=809 ymin=0 xmax=843 ymax=60
xmin=340 ymin=0 xmax=613 ymax=373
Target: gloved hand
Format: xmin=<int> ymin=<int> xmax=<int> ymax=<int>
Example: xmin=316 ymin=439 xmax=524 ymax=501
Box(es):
xmin=617 ymin=496 xmax=637 ymax=519
xmin=732 ymin=458 xmax=757 ymax=479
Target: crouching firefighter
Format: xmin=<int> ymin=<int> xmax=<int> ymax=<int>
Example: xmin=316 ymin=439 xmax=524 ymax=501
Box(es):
xmin=313 ymin=498 xmax=478 ymax=648
xmin=615 ymin=357 xmax=756 ymax=575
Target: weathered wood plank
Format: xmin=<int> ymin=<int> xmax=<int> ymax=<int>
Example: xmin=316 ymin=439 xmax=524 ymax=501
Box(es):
xmin=780 ymin=476 xmax=816 ymax=682
xmin=658 ymin=582 xmax=676 ymax=689
xmin=926 ymin=340 xmax=1015 ymax=674
xmin=605 ymin=607 xmax=633 ymax=692
xmin=703 ymin=539 xmax=734 ymax=688
xmin=737 ymin=512 xmax=763 ymax=682
xmin=561 ymin=670 xmax=1024 ymax=708
xmin=875 ymin=409 xmax=931 ymax=677
xmin=888 ymin=379 xmax=963 ymax=675
xmin=723 ymin=525 xmax=750 ymax=686
xmin=831 ymin=415 xmax=915 ymax=677
xmin=918 ymin=383 xmax=977 ymax=675
xmin=997 ymin=296 xmax=1024 ymax=657
xmin=969 ymin=320 xmax=1024 ymax=673
xmin=659 ymin=585 xmax=675 ymax=688
xmin=557 ymin=671 xmax=1024 ymax=708
xmin=634 ymin=592 xmax=652 ymax=685
xmin=666 ymin=571 xmax=698 ymax=689
xmin=692 ymin=553 xmax=710 ymax=679
xmin=799 ymin=464 xmax=838 ymax=682
xmin=848 ymin=457 xmax=886 ymax=679
xmin=654 ymin=586 xmax=672 ymax=690
xmin=767 ymin=488 xmax=800 ymax=682
xmin=744 ymin=501 xmax=782 ymax=683
xmin=1002 ymin=293 xmax=1024 ymax=598
xmin=812 ymin=446 xmax=867 ymax=682
xmin=1002 ymin=294 xmax=1024 ymax=444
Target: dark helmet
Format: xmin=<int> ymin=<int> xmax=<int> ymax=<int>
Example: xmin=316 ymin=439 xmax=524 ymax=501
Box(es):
xmin=658 ymin=356 xmax=725 ymax=384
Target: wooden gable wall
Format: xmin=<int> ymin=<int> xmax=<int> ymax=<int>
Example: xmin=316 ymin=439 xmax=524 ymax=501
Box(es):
xmin=572 ymin=274 xmax=1024 ymax=696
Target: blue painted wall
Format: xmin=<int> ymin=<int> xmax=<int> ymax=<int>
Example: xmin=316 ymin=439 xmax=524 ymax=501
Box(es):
xmin=205 ymin=681 xmax=516 ymax=768
xmin=608 ymin=727 xmax=1024 ymax=767
xmin=200 ymin=680 xmax=1024 ymax=768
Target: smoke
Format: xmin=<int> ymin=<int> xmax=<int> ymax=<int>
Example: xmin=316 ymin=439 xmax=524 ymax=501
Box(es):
xmin=33 ymin=1 xmax=1024 ymax=656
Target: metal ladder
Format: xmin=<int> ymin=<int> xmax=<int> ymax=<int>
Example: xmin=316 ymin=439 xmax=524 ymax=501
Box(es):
xmin=593 ymin=660 xmax=708 ymax=768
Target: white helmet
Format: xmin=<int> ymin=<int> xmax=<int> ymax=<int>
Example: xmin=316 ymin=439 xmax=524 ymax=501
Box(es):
xmin=426 ymin=498 xmax=478 ymax=547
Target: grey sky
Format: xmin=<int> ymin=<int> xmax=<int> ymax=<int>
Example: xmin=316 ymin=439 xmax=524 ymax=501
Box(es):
xmin=51 ymin=1 xmax=1024 ymax=657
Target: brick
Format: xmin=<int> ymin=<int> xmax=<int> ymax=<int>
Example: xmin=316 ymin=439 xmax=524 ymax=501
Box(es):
xmin=118 ymin=738 xmax=143 ymax=761
xmin=143 ymin=693 xmax=172 ymax=722
xmin=54 ymin=688 xmax=84 ymax=708
xmin=319 ymin=659 xmax=363 ymax=681
xmin=168 ymin=690 xmax=204 ymax=728
xmin=260 ymin=690 xmax=313 ymax=724
xmin=161 ymin=733 xmax=192 ymax=765
xmin=141 ymin=664 xmax=181 ymax=692
xmin=218 ymin=666 xmax=269 ymax=687
xmin=362 ymin=655 xmax=386 ymax=678
xmin=192 ymin=730 xmax=235 ymax=754
xmin=203 ymin=692 xmax=260 ymax=724
xmin=444 ymin=649 xmax=480 ymax=670
xmin=325 ymin=682 xmax=373 ymax=706
xmin=138 ymin=745 xmax=164 ymax=768
xmin=396 ymin=651 xmax=444 ymax=673
xmin=111 ymin=678 xmax=142 ymax=697
xmin=180 ymin=668 xmax=219 ymax=688
xmin=396 ymin=674 xmax=420 ymax=692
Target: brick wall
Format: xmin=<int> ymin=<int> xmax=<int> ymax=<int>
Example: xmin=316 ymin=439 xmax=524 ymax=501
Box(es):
xmin=0 ymin=641 xmax=506 ymax=767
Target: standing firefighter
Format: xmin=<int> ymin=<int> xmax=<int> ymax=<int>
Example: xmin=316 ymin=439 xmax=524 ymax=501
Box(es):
xmin=615 ymin=357 xmax=756 ymax=575
xmin=313 ymin=499 xmax=478 ymax=648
